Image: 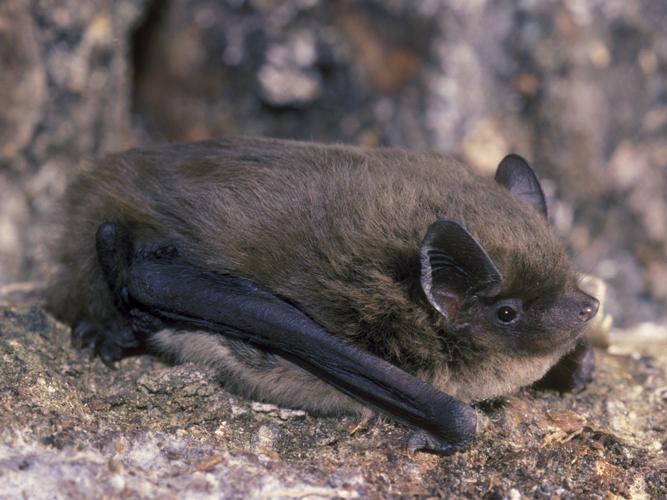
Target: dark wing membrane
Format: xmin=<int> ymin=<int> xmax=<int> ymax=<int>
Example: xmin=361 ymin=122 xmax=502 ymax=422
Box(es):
xmin=125 ymin=251 xmax=476 ymax=453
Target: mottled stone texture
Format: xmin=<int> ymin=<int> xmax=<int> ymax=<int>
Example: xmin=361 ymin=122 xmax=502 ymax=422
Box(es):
xmin=0 ymin=304 xmax=665 ymax=497
xmin=1 ymin=0 xmax=667 ymax=497
xmin=0 ymin=0 xmax=144 ymax=283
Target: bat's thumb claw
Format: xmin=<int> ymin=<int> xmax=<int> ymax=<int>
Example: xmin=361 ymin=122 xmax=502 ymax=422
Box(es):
xmin=99 ymin=353 xmax=119 ymax=370
xmin=407 ymin=432 xmax=426 ymax=455
xmin=95 ymin=222 xmax=132 ymax=290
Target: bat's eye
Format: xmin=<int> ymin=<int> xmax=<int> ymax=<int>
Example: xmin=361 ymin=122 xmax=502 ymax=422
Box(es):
xmin=496 ymin=305 xmax=518 ymax=323
xmin=488 ymin=299 xmax=522 ymax=326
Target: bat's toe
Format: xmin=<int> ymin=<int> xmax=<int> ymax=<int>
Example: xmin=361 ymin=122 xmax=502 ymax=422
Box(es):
xmin=71 ymin=320 xmax=144 ymax=367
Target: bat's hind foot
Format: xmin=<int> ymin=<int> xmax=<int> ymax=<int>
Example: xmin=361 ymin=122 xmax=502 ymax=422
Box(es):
xmin=83 ymin=222 xmax=176 ymax=366
xmin=129 ymin=308 xmax=166 ymax=336
xmin=72 ymin=320 xmax=141 ymax=367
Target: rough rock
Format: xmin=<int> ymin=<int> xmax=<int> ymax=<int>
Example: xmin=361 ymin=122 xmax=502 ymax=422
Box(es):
xmin=0 ymin=301 xmax=665 ymax=497
xmin=2 ymin=1 xmax=667 ymax=495
xmin=0 ymin=0 xmax=144 ymax=283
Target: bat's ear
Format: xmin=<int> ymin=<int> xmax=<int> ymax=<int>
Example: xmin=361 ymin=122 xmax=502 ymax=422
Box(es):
xmin=495 ymin=154 xmax=548 ymax=218
xmin=420 ymin=220 xmax=502 ymax=320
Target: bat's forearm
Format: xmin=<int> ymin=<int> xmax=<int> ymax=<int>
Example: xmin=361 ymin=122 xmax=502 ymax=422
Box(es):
xmin=126 ymin=255 xmax=476 ymax=453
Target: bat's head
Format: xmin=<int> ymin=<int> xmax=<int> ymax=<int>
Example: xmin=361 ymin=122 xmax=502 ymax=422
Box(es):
xmin=419 ymin=154 xmax=599 ymax=356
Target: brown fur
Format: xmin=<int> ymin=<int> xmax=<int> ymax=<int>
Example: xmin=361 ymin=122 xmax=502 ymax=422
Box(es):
xmin=48 ymin=137 xmax=587 ymax=412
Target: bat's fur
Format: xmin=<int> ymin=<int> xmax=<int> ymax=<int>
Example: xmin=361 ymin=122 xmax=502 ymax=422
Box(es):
xmin=48 ymin=137 xmax=593 ymax=413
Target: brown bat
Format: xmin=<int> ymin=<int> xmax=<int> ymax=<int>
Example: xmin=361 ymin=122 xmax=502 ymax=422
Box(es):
xmin=47 ymin=137 xmax=598 ymax=453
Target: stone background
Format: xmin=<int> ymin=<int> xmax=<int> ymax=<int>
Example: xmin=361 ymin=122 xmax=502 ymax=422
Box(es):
xmin=1 ymin=0 xmax=666 ymax=497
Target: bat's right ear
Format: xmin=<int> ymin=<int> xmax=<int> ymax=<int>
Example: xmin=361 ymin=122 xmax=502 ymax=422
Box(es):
xmin=420 ymin=220 xmax=502 ymax=320
xmin=495 ymin=154 xmax=548 ymax=218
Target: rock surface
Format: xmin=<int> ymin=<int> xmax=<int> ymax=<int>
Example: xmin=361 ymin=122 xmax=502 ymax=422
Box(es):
xmin=1 ymin=1 xmax=667 ymax=497
xmin=0 ymin=301 xmax=665 ymax=498
xmin=0 ymin=0 xmax=144 ymax=283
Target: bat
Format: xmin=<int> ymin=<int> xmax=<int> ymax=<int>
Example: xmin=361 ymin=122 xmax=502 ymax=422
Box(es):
xmin=47 ymin=137 xmax=599 ymax=453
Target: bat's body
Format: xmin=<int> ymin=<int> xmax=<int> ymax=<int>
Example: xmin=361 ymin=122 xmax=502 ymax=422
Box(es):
xmin=48 ymin=137 xmax=598 ymax=452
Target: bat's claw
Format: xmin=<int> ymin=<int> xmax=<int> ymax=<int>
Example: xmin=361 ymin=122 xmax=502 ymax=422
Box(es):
xmin=72 ymin=321 xmax=99 ymax=351
xmin=71 ymin=320 xmax=142 ymax=367
xmin=348 ymin=415 xmax=374 ymax=436
xmin=98 ymin=349 xmax=120 ymax=369
xmin=129 ymin=308 xmax=165 ymax=336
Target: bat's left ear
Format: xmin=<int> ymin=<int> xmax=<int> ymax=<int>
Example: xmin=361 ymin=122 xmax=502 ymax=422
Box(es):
xmin=420 ymin=220 xmax=503 ymax=320
xmin=495 ymin=154 xmax=548 ymax=219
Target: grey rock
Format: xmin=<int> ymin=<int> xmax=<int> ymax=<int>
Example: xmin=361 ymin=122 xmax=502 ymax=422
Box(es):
xmin=0 ymin=1 xmax=46 ymax=159
xmin=2 ymin=1 xmax=667 ymax=493
xmin=0 ymin=0 xmax=144 ymax=284
xmin=0 ymin=301 xmax=666 ymax=497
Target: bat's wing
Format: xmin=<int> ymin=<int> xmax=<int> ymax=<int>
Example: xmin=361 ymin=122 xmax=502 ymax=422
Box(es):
xmin=96 ymin=223 xmax=476 ymax=454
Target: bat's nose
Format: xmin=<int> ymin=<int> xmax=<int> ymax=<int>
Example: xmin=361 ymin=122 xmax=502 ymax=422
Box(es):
xmin=578 ymin=297 xmax=599 ymax=322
